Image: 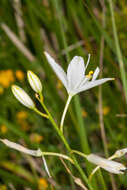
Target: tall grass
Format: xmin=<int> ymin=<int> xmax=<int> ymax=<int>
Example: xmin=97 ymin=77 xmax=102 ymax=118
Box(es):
xmin=0 ymin=0 xmax=127 ymax=189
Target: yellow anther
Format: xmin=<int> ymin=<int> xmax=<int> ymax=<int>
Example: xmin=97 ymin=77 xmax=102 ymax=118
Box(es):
xmin=89 ymin=71 xmax=94 ymax=75
xmin=86 ymin=70 xmax=94 ymax=78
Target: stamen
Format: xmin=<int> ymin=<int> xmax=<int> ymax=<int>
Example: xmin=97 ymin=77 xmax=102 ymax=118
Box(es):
xmin=86 ymin=70 xmax=94 ymax=78
xmin=89 ymin=71 xmax=94 ymax=75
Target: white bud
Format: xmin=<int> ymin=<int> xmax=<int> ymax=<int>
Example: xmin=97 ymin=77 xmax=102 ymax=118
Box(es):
xmin=12 ymin=85 xmax=35 ymax=109
xmin=27 ymin=70 xmax=42 ymax=93
xmin=87 ymin=154 xmax=126 ymax=174
xmin=0 ymin=139 xmax=42 ymax=157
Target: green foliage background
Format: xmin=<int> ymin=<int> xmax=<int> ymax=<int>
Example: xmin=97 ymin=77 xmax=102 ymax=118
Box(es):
xmin=0 ymin=0 xmax=127 ymax=189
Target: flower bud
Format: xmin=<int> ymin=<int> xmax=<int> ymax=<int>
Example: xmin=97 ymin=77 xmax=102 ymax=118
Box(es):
xmin=27 ymin=70 xmax=42 ymax=93
xmin=114 ymin=148 xmax=127 ymax=158
xmin=87 ymin=154 xmax=126 ymax=174
xmin=12 ymin=85 xmax=35 ymax=109
xmin=0 ymin=139 xmax=42 ymax=157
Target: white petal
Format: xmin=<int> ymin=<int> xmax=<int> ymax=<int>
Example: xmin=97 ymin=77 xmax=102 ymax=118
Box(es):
xmin=76 ymin=78 xmax=113 ymax=94
xmin=27 ymin=70 xmax=42 ymax=93
xmin=115 ymin=148 xmax=127 ymax=158
xmin=42 ymin=156 xmax=51 ymax=178
xmin=44 ymin=51 xmax=68 ymax=89
xmin=92 ymin=67 xmax=100 ymax=81
xmin=0 ymin=139 xmax=42 ymax=157
xmin=104 ymin=166 xmax=125 ymax=174
xmin=78 ymin=77 xmax=90 ymax=88
xmin=12 ymin=85 xmax=35 ymax=109
xmin=85 ymin=54 xmax=91 ymax=69
xmin=67 ymin=56 xmax=85 ymax=92
xmin=87 ymin=154 xmax=126 ymax=174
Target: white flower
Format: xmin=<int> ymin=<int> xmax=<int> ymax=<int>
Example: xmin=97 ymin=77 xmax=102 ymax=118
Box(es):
xmin=87 ymin=154 xmax=126 ymax=174
xmin=44 ymin=52 xmax=113 ymax=96
xmin=27 ymin=70 xmax=42 ymax=93
xmin=0 ymin=139 xmax=42 ymax=157
xmin=12 ymin=85 xmax=35 ymax=109
xmin=114 ymin=148 xmax=127 ymax=158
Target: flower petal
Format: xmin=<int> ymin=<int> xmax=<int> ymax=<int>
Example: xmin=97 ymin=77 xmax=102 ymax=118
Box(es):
xmin=92 ymin=67 xmax=100 ymax=81
xmin=85 ymin=54 xmax=91 ymax=70
xmin=67 ymin=56 xmax=85 ymax=92
xmin=44 ymin=52 xmax=68 ymax=89
xmin=0 ymin=139 xmax=42 ymax=157
xmin=87 ymin=154 xmax=126 ymax=174
xmin=42 ymin=156 xmax=51 ymax=178
xmin=76 ymin=78 xmax=113 ymax=94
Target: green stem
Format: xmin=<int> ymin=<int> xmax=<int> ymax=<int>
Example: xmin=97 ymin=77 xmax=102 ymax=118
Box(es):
xmin=33 ymin=108 xmax=49 ymax=119
xmin=60 ymin=94 xmax=72 ymax=132
xmin=108 ymin=0 xmax=127 ymax=102
xmin=38 ymin=99 xmax=93 ymax=190
xmin=42 ymin=152 xmax=74 ymax=164
xmin=71 ymin=150 xmax=88 ymax=158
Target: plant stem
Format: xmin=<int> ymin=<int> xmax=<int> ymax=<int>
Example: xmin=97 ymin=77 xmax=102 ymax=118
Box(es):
xmin=108 ymin=0 xmax=127 ymax=102
xmin=33 ymin=108 xmax=49 ymax=119
xmin=42 ymin=152 xmax=74 ymax=164
xmin=71 ymin=150 xmax=87 ymax=158
xmin=39 ymin=99 xmax=93 ymax=190
xmin=60 ymin=94 xmax=72 ymax=132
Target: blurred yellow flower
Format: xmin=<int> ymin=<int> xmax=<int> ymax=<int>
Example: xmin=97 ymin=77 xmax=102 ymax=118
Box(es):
xmin=16 ymin=111 xmax=28 ymax=120
xmin=0 ymin=87 xmax=4 ymax=95
xmin=16 ymin=111 xmax=31 ymax=131
xmin=21 ymin=122 xmax=30 ymax=131
xmin=96 ymin=106 xmax=110 ymax=115
xmin=103 ymin=106 xmax=110 ymax=115
xmin=56 ymin=80 xmax=62 ymax=89
xmin=30 ymin=133 xmax=43 ymax=143
xmin=38 ymin=178 xmax=48 ymax=190
xmin=15 ymin=70 xmax=24 ymax=81
xmin=82 ymin=109 xmax=88 ymax=118
xmin=0 ymin=185 xmax=7 ymax=190
xmin=0 ymin=70 xmax=14 ymax=88
xmin=0 ymin=125 xmax=8 ymax=134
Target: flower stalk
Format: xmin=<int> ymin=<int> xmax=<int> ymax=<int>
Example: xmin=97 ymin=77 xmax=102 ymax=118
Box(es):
xmin=71 ymin=150 xmax=87 ymax=158
xmin=37 ymin=95 xmax=94 ymax=190
xmin=33 ymin=108 xmax=49 ymax=119
xmin=60 ymin=94 xmax=72 ymax=132
xmin=42 ymin=152 xmax=74 ymax=164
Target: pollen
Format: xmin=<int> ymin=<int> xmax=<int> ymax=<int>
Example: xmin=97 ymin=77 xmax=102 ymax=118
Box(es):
xmin=89 ymin=71 xmax=94 ymax=75
xmin=86 ymin=70 xmax=94 ymax=78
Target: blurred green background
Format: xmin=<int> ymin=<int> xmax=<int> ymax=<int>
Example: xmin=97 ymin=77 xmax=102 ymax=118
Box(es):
xmin=0 ymin=0 xmax=127 ymax=189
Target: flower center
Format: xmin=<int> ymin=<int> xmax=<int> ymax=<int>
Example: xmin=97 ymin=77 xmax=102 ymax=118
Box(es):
xmin=86 ymin=70 xmax=93 ymax=78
